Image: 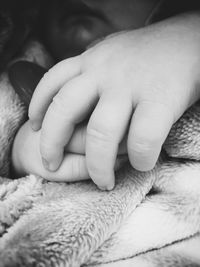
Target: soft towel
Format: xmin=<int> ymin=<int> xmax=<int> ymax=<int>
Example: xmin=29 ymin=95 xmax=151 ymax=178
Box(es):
xmin=0 ymin=40 xmax=200 ymax=267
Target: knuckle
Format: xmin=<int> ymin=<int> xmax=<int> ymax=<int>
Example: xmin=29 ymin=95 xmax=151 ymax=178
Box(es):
xmin=87 ymin=124 xmax=113 ymax=144
xmin=132 ymin=125 xmax=164 ymax=149
xmin=130 ymin=136 xmax=161 ymax=155
xmin=50 ymin=96 xmax=74 ymax=122
xmin=48 ymin=95 xmax=73 ymax=123
xmin=52 ymin=93 xmax=65 ymax=109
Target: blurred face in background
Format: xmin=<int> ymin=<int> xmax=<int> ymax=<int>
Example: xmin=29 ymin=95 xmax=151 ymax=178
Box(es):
xmin=41 ymin=0 xmax=160 ymax=60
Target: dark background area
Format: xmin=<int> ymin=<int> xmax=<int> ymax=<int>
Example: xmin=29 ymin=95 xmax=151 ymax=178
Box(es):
xmin=0 ymin=0 xmax=200 ymax=71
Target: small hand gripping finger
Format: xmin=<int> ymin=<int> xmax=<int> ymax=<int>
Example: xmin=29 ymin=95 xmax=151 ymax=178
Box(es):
xmin=29 ymin=56 xmax=82 ymax=131
xmin=42 ymin=154 xmax=128 ymax=182
xmin=128 ymin=101 xmax=174 ymax=171
xmin=86 ymin=90 xmax=132 ymax=190
xmin=40 ymin=74 xmax=98 ymax=172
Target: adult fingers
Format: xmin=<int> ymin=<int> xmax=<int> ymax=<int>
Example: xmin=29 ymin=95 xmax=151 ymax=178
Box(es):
xmin=40 ymin=153 xmax=89 ymax=182
xmin=86 ymin=91 xmax=132 ymax=190
xmin=33 ymin=154 xmax=128 ymax=183
xmin=29 ymin=56 xmax=81 ymax=131
xmin=66 ymin=123 xmax=127 ymax=155
xmin=128 ymin=101 xmax=174 ymax=171
xmin=42 ymin=154 xmax=128 ymax=182
xmin=40 ymin=74 xmax=98 ymax=171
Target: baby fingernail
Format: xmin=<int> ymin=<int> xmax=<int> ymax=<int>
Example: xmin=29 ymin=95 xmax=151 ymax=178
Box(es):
xmin=98 ymin=185 xmax=107 ymax=191
xmin=107 ymin=183 xmax=115 ymax=191
xmin=42 ymin=158 xmax=59 ymax=172
xmin=42 ymin=157 xmax=50 ymax=170
xmin=30 ymin=121 xmax=40 ymax=131
xmin=48 ymin=159 xmax=62 ymax=172
xmin=98 ymin=183 xmax=114 ymax=191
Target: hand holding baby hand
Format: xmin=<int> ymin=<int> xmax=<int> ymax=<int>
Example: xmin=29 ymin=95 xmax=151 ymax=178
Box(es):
xmin=12 ymin=121 xmax=89 ymax=181
xmin=29 ymin=14 xmax=200 ymax=190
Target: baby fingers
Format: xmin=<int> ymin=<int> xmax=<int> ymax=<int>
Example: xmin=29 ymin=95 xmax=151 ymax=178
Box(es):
xmin=40 ymin=74 xmax=98 ymax=172
xmin=128 ymin=101 xmax=174 ymax=171
xmin=29 ymin=56 xmax=81 ymax=131
xmin=86 ymin=90 xmax=132 ymax=190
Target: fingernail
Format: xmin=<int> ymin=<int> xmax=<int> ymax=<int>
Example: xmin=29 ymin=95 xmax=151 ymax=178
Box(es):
xmin=30 ymin=121 xmax=40 ymax=131
xmin=132 ymin=158 xmax=156 ymax=172
xmin=48 ymin=160 xmax=62 ymax=172
xmin=106 ymin=173 xmax=115 ymax=191
xmin=107 ymin=183 xmax=115 ymax=191
xmin=98 ymin=183 xmax=114 ymax=191
xmin=42 ymin=158 xmax=59 ymax=172
xmin=42 ymin=157 xmax=50 ymax=170
xmin=98 ymin=185 xmax=107 ymax=191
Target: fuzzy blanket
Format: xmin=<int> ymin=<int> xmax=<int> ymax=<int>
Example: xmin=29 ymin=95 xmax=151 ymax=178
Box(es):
xmin=0 ymin=40 xmax=200 ymax=267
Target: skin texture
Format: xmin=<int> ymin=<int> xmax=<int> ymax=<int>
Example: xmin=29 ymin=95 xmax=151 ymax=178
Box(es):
xmin=27 ymin=12 xmax=200 ymax=190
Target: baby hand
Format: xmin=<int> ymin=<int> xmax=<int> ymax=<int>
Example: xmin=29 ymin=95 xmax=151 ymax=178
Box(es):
xmin=29 ymin=13 xmax=200 ymax=190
